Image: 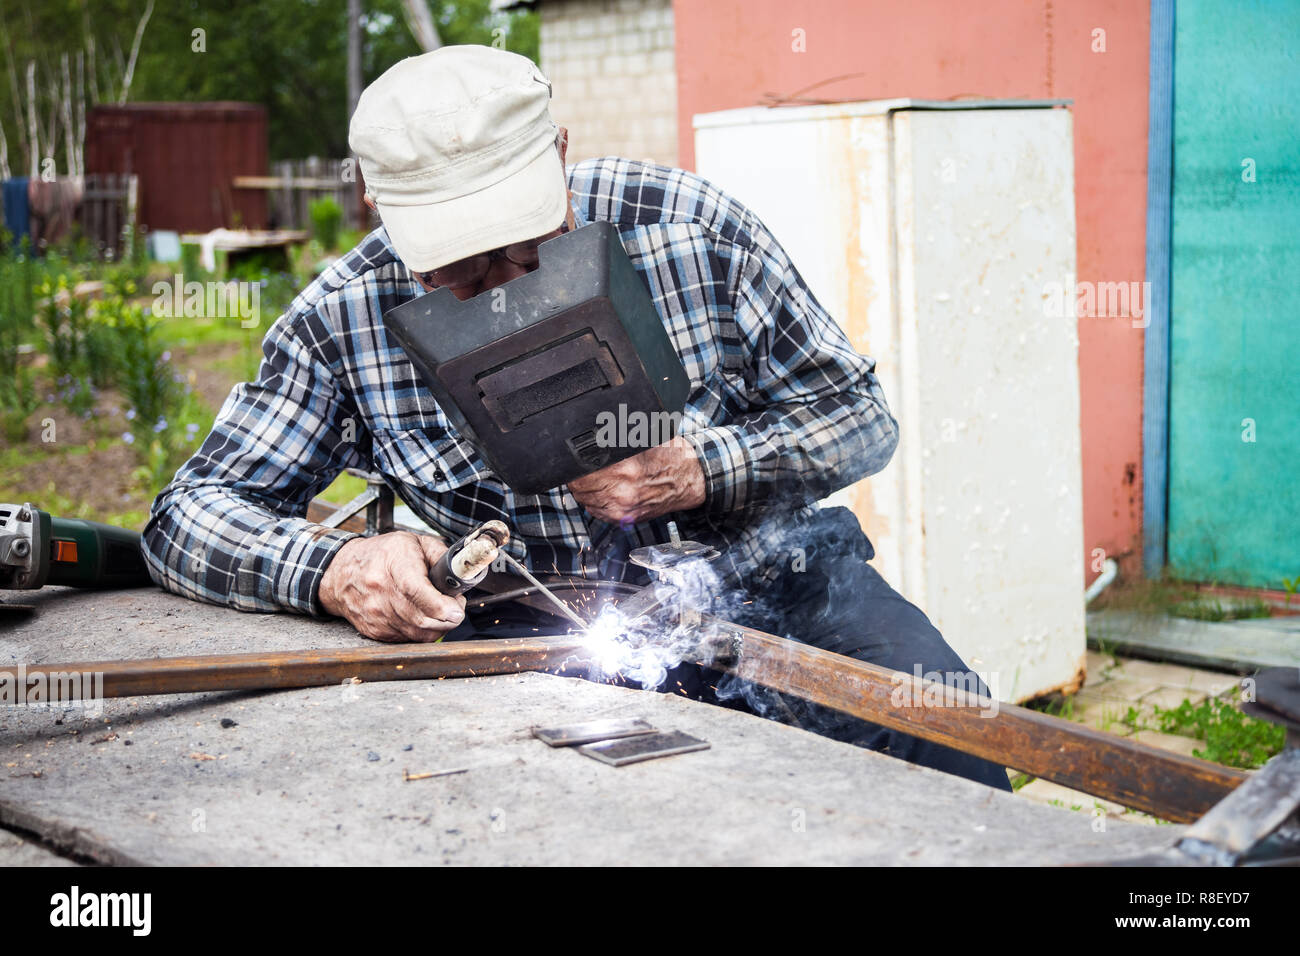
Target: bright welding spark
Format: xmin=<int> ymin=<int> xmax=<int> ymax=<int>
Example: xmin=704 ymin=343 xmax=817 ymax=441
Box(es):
xmin=578 ymin=605 xmax=634 ymax=679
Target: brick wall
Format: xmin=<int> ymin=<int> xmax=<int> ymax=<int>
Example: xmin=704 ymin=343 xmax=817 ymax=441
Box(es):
xmin=539 ymin=0 xmax=677 ymax=166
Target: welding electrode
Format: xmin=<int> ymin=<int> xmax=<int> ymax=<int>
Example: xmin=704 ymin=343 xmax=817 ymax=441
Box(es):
xmin=428 ymin=520 xmax=511 ymax=596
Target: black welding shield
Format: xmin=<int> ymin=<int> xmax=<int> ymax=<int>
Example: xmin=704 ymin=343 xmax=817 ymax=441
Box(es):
xmin=382 ymin=221 xmax=691 ymax=495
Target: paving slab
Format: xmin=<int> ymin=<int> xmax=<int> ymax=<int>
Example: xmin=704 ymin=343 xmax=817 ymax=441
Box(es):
xmin=1068 ymin=690 xmax=1138 ymax=734
xmin=1083 ymin=649 xmax=1119 ymax=686
xmin=0 ymin=587 xmax=1184 ymax=865
xmin=1112 ymin=658 xmax=1241 ymax=697
xmin=1017 ymin=779 xmax=1164 ymax=826
xmin=1138 ymin=686 xmax=1209 ymax=713
xmin=1085 ymin=676 xmax=1165 ymax=701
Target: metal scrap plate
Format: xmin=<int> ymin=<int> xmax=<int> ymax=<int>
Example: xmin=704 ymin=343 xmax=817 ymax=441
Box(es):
xmin=577 ymin=730 xmax=710 ymax=767
xmin=532 ymin=717 xmax=656 ymax=747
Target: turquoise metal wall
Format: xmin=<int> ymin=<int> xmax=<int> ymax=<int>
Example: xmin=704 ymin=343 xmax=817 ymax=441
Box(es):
xmin=1167 ymin=0 xmax=1300 ymax=587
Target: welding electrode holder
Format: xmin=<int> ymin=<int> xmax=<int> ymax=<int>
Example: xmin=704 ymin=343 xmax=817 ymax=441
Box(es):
xmin=427 ymin=520 xmax=510 ymax=596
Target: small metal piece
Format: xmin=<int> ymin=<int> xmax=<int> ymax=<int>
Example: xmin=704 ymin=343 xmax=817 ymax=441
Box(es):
xmin=618 ymin=529 xmax=721 ymax=632
xmin=627 ymin=538 xmax=719 ymax=574
xmin=365 ymin=483 xmax=395 ymax=536
xmin=533 ymin=718 xmax=655 ymax=747
xmin=577 ymin=730 xmax=710 ymax=767
xmin=318 ymin=471 xmax=396 ymax=535
xmin=694 ymin=625 xmax=744 ymax=668
xmin=496 ymin=550 xmax=591 ymax=631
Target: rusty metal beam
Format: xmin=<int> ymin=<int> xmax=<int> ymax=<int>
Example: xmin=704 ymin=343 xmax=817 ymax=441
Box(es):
xmin=703 ymin=618 xmax=1247 ymax=823
xmin=2 ymin=637 xmax=588 ymax=700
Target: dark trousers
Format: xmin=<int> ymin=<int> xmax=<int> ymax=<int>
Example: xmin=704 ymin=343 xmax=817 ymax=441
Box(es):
xmin=449 ymin=507 xmax=1012 ymax=793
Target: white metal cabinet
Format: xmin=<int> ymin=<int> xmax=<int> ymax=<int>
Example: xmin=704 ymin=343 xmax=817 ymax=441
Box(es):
xmin=695 ymin=99 xmax=1084 ymax=702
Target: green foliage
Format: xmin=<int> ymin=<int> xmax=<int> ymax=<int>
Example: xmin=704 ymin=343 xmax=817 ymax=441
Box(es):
xmin=23 ymin=478 xmax=149 ymax=532
xmin=95 ymin=293 xmax=178 ymax=442
xmin=37 ymin=274 xmax=121 ymax=417
xmin=0 ymin=0 xmax=541 ymax=167
xmin=309 ymin=197 xmax=343 ymax=250
xmin=1008 ymin=772 xmax=1034 ymax=792
xmin=0 ymin=238 xmax=43 ymax=438
xmin=1282 ymin=576 xmax=1298 ymax=608
xmin=179 ymin=243 xmax=205 ymax=284
xmin=129 ymin=386 xmax=214 ymax=496
xmin=1126 ymin=697 xmax=1285 ymax=770
xmin=1027 ymin=693 xmax=1078 ymax=721
xmin=1169 ymin=596 xmax=1272 ymax=621
xmin=335 ymin=227 xmax=364 ymax=253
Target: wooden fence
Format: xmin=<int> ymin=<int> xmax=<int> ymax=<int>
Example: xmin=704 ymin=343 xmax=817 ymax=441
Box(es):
xmin=234 ymin=157 xmax=368 ymax=233
xmin=75 ymin=173 xmax=138 ymax=259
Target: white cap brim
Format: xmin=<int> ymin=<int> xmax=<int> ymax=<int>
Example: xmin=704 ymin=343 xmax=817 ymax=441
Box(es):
xmin=377 ymin=145 xmax=569 ymax=274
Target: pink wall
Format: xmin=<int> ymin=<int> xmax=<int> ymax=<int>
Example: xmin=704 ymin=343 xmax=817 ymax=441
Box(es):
xmin=674 ymin=0 xmax=1150 ymax=583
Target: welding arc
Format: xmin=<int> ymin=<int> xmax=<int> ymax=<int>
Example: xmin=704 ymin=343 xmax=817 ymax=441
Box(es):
xmin=493 ymin=551 xmax=593 ymax=631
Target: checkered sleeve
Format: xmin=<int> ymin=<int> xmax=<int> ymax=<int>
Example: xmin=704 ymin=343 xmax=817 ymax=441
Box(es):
xmin=682 ymin=210 xmax=899 ymax=516
xmin=141 ymin=309 xmax=364 ymax=616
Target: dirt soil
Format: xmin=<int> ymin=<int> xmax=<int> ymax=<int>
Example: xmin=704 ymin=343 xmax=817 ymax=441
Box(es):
xmin=1 ymin=340 xmax=246 ymax=520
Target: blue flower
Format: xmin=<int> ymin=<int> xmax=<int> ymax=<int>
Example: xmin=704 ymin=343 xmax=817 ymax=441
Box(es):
xmin=125 ymin=408 xmax=136 ymax=421
xmin=153 ymin=418 xmax=167 ymax=433
xmin=122 ymin=432 xmax=134 ymax=444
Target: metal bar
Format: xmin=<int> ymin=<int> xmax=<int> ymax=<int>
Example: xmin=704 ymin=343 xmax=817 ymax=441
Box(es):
xmin=317 ymin=487 xmax=379 ymax=528
xmin=4 ymin=637 xmax=588 ymax=700
xmin=1174 ymin=748 xmax=1300 ymax=863
xmin=704 ymin=618 xmax=1246 ymax=823
xmin=493 ymin=551 xmax=592 ymax=631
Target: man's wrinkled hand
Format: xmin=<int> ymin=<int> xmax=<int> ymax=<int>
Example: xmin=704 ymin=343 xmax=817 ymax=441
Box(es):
xmin=567 ymin=435 xmax=706 ymax=524
xmin=318 ymin=531 xmax=466 ymax=642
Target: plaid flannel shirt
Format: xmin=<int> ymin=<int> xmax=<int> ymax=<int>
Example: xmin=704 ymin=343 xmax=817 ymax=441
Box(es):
xmin=142 ymin=158 xmax=899 ymax=615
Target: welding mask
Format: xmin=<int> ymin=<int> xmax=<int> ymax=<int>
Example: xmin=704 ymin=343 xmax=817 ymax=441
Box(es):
xmin=383 ymin=221 xmax=691 ymax=495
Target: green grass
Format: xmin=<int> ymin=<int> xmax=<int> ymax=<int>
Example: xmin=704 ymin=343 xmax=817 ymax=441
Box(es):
xmin=316 ymin=471 xmax=370 ymax=505
xmin=1027 ymin=694 xmax=1078 ymax=722
xmin=1121 ymin=697 xmax=1283 ymax=769
xmin=1093 ymin=572 xmax=1278 ymax=621
xmin=314 ymin=470 xmax=405 ymax=513
xmin=17 ymin=478 xmax=149 ymax=531
xmin=1168 ymin=596 xmax=1273 ymax=622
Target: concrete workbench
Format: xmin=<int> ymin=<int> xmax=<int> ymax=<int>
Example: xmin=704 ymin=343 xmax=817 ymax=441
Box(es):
xmin=0 ymin=587 xmax=1182 ymax=865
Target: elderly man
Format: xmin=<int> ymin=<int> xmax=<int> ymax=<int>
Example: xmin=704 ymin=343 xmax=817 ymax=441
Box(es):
xmin=143 ymin=46 xmax=1010 ymax=792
